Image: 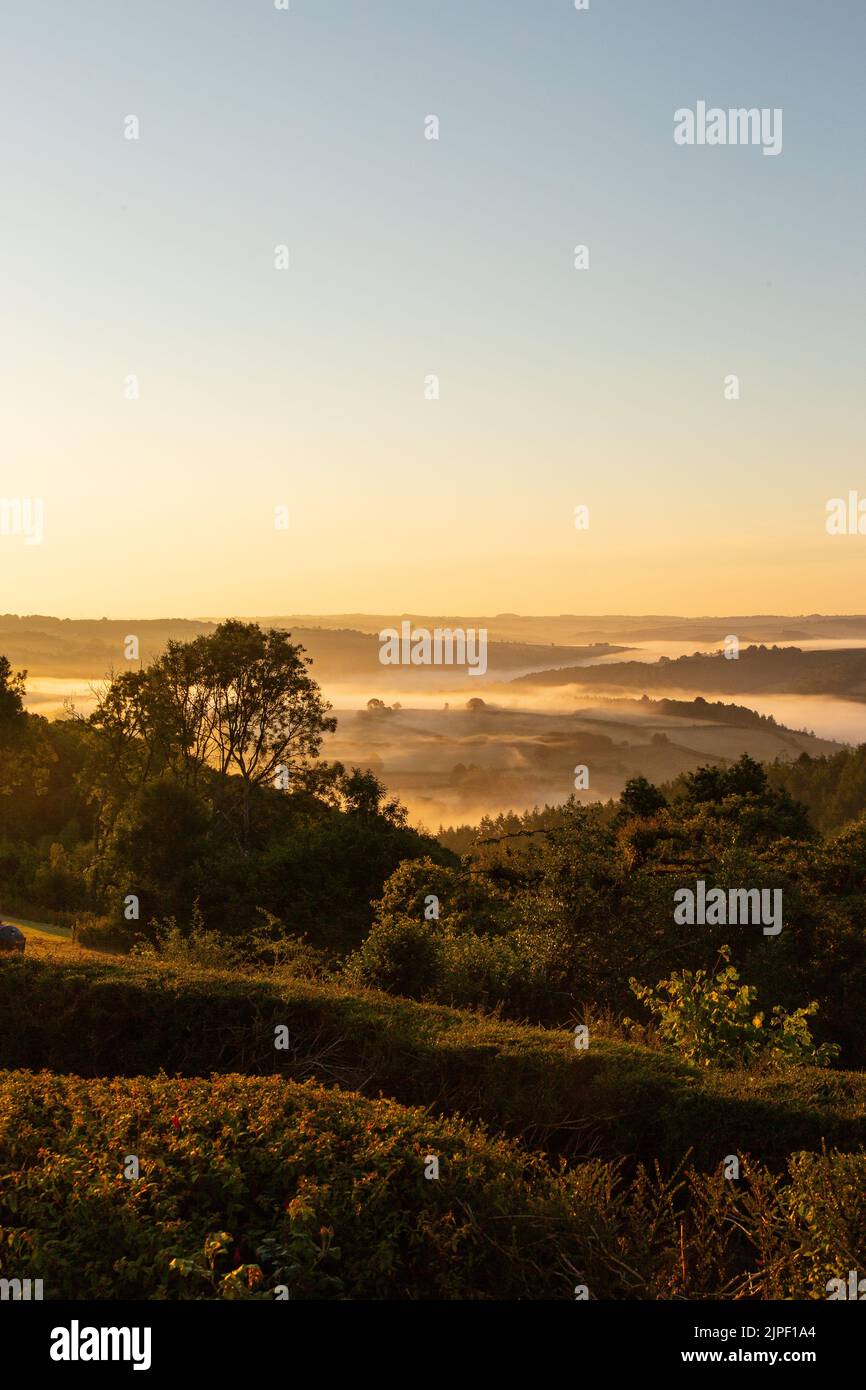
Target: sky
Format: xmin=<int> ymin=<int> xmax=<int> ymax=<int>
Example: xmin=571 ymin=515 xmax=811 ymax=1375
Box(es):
xmin=0 ymin=0 xmax=864 ymax=618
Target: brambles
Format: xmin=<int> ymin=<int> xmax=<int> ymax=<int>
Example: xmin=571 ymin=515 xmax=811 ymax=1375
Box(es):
xmin=0 ymin=1070 xmax=609 ymax=1300
xmin=1 ymin=1068 xmax=864 ymax=1300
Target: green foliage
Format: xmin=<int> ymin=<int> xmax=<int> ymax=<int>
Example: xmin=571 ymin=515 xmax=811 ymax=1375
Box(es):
xmin=774 ymin=1150 xmax=866 ymax=1296
xmin=668 ymin=753 xmax=814 ymax=843
xmin=0 ymin=656 xmax=26 ymax=721
xmin=0 ymin=632 xmax=452 ymax=952
xmin=615 ymin=775 xmax=668 ymax=823
xmin=348 ymin=914 xmax=441 ymax=997
xmin=244 ymin=910 xmax=330 ymax=978
xmin=348 ymin=854 xmax=566 ymax=1015
xmin=372 ymin=856 xmax=510 ymax=936
xmin=130 ymin=903 xmax=240 ymax=969
xmin=96 ymin=779 xmax=211 ymax=927
xmin=1 ymin=1068 xmax=864 ymax=1299
xmin=430 ymin=780 xmax=866 ymax=1064
xmin=88 ymin=621 xmax=337 ymax=832
xmin=767 ymin=744 xmax=866 ymax=835
xmin=0 ymin=1070 xmax=611 ymax=1300
xmin=629 ymin=946 xmax=839 ymax=1070
xmin=5 ymin=636 xmax=866 ymax=1302
xmin=0 ymin=950 xmax=863 ymax=1165
xmin=72 ymin=912 xmax=135 ymax=953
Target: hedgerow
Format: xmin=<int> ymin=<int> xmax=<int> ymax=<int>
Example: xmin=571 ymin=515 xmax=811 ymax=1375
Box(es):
xmin=1 ymin=952 xmax=865 ymax=1165
xmin=1 ymin=1070 xmax=864 ymax=1300
xmin=0 ymin=1070 xmax=605 ymax=1299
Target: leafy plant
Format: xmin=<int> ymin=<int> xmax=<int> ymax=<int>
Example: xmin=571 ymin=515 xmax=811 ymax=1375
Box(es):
xmin=629 ymin=946 xmax=839 ymax=1070
xmin=130 ymin=902 xmax=240 ymax=968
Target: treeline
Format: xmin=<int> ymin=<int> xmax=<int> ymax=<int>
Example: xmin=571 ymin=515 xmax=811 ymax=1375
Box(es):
xmin=653 ymin=695 xmax=785 ymax=730
xmin=513 ymin=644 xmax=866 ymax=696
xmin=385 ymin=756 xmax=866 ymax=1066
xmin=0 ymin=630 xmax=451 ymax=953
xmin=439 ymin=732 xmax=866 ymax=855
xmin=765 ymin=745 xmax=866 ymax=835
xmin=8 ymin=623 xmax=866 ymax=1065
xmin=437 ymin=803 xmax=572 ymax=856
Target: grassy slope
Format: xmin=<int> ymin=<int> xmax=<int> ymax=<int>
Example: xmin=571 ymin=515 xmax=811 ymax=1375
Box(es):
xmin=2 ymin=948 xmax=865 ymax=1166
xmin=4 ymin=916 xmax=71 ymax=945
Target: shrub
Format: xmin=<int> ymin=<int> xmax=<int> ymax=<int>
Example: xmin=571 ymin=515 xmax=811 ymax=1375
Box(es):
xmin=348 ymin=914 xmax=441 ymax=997
xmin=243 ymin=910 xmax=330 ymax=979
xmin=72 ymin=912 xmax=134 ymax=953
xmin=774 ymin=1150 xmax=866 ymax=1297
xmin=130 ymin=904 xmax=240 ymax=969
xmin=0 ymin=1070 xmax=605 ymax=1300
xmin=629 ymin=946 xmax=839 ymax=1070
xmin=0 ymin=951 xmax=863 ymax=1165
xmin=0 ymin=1069 xmax=863 ymax=1299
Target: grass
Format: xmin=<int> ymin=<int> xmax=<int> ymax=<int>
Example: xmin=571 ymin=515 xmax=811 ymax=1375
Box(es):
xmin=3 ymin=916 xmax=72 ymax=946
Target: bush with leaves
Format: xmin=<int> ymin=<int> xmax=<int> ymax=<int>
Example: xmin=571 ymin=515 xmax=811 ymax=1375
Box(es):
xmin=629 ymin=946 xmax=839 ymax=1070
xmin=347 ymin=914 xmax=441 ymax=998
xmin=130 ymin=902 xmax=241 ymax=969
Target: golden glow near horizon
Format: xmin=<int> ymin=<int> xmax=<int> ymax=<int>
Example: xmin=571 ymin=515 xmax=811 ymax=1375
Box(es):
xmin=2 ymin=421 xmax=862 ymax=619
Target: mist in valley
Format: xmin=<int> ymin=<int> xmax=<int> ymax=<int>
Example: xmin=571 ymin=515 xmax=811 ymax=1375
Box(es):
xmin=16 ymin=613 xmax=866 ymax=833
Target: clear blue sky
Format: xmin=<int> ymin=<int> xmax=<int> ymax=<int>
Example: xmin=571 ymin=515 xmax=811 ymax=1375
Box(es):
xmin=1 ymin=1 xmax=863 ymax=615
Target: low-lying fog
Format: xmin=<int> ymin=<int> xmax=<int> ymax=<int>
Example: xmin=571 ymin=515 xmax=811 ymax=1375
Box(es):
xmin=23 ymin=641 xmax=866 ymax=832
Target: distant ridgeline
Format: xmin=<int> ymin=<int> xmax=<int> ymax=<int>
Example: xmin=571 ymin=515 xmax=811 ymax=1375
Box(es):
xmin=512 ymin=645 xmax=866 ymax=698
xmin=0 ymin=613 xmax=627 ymax=681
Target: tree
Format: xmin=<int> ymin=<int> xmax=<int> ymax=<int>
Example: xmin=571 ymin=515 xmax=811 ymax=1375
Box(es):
xmin=336 ymin=767 xmax=407 ymax=825
xmin=674 ymin=754 xmax=812 ymax=844
xmin=681 ymin=753 xmax=766 ymax=804
xmin=98 ymin=779 xmax=211 ymax=929
xmin=0 ymin=656 xmax=26 ymax=722
xmin=193 ymin=622 xmax=336 ymax=835
xmin=615 ymin=775 xmax=668 ymax=822
xmin=0 ymin=661 xmax=56 ymax=838
xmin=90 ymin=622 xmax=337 ymax=842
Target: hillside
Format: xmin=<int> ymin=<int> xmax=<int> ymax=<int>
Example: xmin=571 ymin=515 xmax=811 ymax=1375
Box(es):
xmin=3 ymin=620 xmax=866 ymax=1306
xmin=3 ymin=947 xmax=866 ymax=1166
xmin=328 ymin=695 xmax=843 ymax=825
xmin=0 ymin=613 xmax=623 ymax=682
xmin=3 ymin=1066 xmax=863 ymax=1301
xmin=513 ymin=645 xmax=866 ymax=699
